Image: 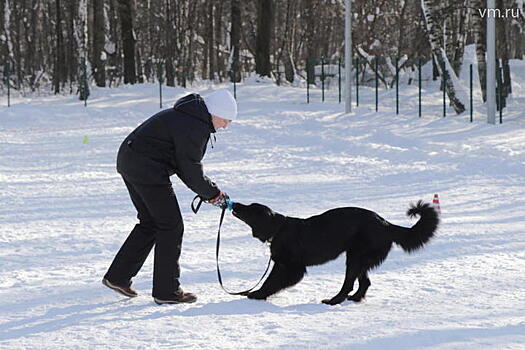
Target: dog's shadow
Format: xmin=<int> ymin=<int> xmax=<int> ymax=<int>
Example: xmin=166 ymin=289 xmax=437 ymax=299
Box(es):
xmin=141 ymin=298 xmax=350 ymax=320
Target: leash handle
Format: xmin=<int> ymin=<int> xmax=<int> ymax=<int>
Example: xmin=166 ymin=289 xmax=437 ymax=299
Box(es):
xmin=191 ymin=195 xmax=204 ymax=214
xmin=192 ymin=195 xmax=234 ymax=213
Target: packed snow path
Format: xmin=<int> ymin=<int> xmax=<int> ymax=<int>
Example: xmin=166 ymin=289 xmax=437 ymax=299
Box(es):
xmin=1 ymin=81 xmax=524 ymax=349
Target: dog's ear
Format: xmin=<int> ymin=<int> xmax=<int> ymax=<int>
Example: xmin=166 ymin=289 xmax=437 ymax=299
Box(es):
xmin=252 ymin=210 xmax=286 ymax=242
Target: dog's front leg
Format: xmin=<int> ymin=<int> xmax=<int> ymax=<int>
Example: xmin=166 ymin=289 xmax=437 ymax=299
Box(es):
xmin=322 ymin=253 xmax=360 ymax=305
xmin=247 ymin=262 xmax=305 ymax=300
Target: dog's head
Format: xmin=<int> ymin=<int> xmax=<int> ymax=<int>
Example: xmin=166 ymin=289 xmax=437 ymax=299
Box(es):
xmin=232 ymin=202 xmax=284 ymax=243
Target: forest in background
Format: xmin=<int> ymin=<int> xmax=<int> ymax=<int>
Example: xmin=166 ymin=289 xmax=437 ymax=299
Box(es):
xmin=1 ymin=0 xmax=524 ymax=113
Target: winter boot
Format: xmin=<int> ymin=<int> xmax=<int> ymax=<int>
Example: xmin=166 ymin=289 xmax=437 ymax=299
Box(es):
xmin=153 ymin=288 xmax=197 ymax=305
xmin=102 ymin=278 xmax=138 ymax=298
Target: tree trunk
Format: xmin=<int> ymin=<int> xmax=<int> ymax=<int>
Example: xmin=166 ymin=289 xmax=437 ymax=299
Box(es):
xmin=92 ymin=0 xmax=106 ymax=87
xmin=283 ymin=52 xmax=296 ymax=83
xmin=496 ymin=0 xmax=511 ymax=105
xmin=230 ymin=0 xmax=241 ymax=83
xmin=118 ymin=0 xmax=136 ymax=84
xmin=0 ymin=0 xmax=4 ymax=65
xmin=472 ymin=0 xmax=487 ymax=102
xmin=66 ymin=0 xmax=78 ymax=92
xmin=165 ymin=0 xmax=175 ymax=87
xmin=207 ymin=0 xmax=215 ymax=81
xmin=450 ymin=1 xmax=467 ymax=77
xmin=281 ymin=0 xmax=296 ymax=83
xmin=255 ymin=0 xmax=273 ymax=77
xmin=78 ymin=0 xmax=90 ymax=100
xmin=24 ymin=0 xmax=38 ymax=90
xmin=106 ymin=0 xmax=119 ymax=87
xmin=421 ymin=0 xmax=466 ymax=114
xmin=304 ymin=0 xmax=316 ymax=84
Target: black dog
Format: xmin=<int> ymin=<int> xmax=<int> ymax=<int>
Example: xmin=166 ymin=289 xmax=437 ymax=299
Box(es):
xmin=232 ymin=201 xmax=439 ymax=305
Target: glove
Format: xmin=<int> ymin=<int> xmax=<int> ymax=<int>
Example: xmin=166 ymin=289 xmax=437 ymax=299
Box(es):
xmin=207 ymin=191 xmax=229 ymax=209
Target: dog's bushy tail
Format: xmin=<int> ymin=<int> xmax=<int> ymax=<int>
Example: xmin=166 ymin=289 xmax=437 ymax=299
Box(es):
xmin=392 ymin=200 xmax=439 ymax=253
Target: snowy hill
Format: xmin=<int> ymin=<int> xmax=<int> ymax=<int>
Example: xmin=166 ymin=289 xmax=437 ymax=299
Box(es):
xmin=1 ymin=79 xmax=524 ymax=349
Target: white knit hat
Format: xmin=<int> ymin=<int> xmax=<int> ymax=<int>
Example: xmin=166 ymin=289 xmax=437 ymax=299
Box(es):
xmin=203 ymin=89 xmax=238 ymax=120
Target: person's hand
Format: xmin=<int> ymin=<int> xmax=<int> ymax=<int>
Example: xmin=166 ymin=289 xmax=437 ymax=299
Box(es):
xmin=207 ymin=191 xmax=229 ymax=208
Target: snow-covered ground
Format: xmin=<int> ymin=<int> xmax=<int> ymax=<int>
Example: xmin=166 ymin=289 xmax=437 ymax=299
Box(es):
xmin=1 ymin=67 xmax=525 ymax=349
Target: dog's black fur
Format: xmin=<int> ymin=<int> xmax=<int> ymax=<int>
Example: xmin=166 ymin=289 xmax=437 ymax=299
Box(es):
xmin=232 ymin=201 xmax=439 ymax=305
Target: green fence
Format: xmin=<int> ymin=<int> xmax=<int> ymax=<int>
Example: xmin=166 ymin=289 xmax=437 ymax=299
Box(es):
xmin=305 ymin=56 xmax=519 ymax=124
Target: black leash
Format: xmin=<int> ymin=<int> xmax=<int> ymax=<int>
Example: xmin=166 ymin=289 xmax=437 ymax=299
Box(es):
xmin=192 ymin=195 xmax=272 ymax=296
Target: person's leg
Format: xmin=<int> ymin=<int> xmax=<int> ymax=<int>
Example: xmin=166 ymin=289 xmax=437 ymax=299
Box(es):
xmin=104 ymin=179 xmax=156 ymax=286
xmin=132 ymin=183 xmax=184 ymax=298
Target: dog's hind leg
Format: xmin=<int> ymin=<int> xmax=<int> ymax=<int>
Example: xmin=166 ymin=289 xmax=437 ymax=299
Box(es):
xmin=247 ymin=262 xmax=305 ymax=300
xmin=347 ymin=271 xmax=371 ymax=302
xmin=322 ymin=252 xmax=361 ymax=305
xmin=347 ymin=248 xmax=388 ymax=302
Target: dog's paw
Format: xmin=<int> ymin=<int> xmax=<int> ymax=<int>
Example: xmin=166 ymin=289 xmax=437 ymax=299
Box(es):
xmin=247 ymin=290 xmax=267 ymax=300
xmin=321 ymin=296 xmax=345 ymax=305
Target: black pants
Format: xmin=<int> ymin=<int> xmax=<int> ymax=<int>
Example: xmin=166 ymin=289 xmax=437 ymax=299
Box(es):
xmin=104 ymin=177 xmax=184 ymax=298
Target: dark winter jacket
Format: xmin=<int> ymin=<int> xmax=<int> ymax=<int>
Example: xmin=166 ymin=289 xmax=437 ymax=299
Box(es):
xmin=116 ymin=93 xmax=220 ymax=200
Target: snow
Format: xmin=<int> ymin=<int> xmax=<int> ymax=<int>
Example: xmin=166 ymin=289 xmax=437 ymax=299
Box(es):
xmin=1 ymin=66 xmax=525 ymax=349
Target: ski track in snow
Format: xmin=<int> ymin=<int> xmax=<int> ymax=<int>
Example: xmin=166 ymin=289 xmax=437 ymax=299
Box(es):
xmin=1 ymin=76 xmax=525 ymax=349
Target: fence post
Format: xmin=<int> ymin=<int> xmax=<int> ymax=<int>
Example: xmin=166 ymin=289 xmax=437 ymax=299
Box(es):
xmin=338 ymin=57 xmax=341 ymax=103
xmin=470 ymin=64 xmax=473 ymax=123
xmin=442 ymin=61 xmax=446 ymax=117
xmin=395 ymin=57 xmax=399 ymax=115
xmin=321 ymin=57 xmax=325 ymax=102
xmin=83 ymin=60 xmax=88 ymax=107
xmin=498 ymin=64 xmax=503 ymax=124
xmin=158 ymin=60 xmax=164 ymax=109
xmin=356 ymin=57 xmax=359 ymax=107
xmin=418 ymin=58 xmax=422 ymax=118
xmin=5 ymin=62 xmax=10 ymax=107
xmin=308 ymin=58 xmax=310 ymax=103
xmin=233 ymin=62 xmax=237 ymax=99
xmin=375 ymin=57 xmax=378 ymax=112
xmin=159 ymin=79 xmax=163 ymax=109
xmin=306 ymin=58 xmax=310 ymax=104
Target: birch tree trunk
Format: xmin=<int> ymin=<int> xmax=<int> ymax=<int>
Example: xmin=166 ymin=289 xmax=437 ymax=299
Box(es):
xmin=78 ymin=0 xmax=90 ymax=100
xmin=2 ymin=0 xmax=14 ymax=64
xmin=472 ymin=0 xmax=487 ymax=102
xmin=421 ymin=0 xmax=466 ymax=114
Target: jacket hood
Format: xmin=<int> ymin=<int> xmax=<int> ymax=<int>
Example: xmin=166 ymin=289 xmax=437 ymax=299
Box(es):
xmin=173 ymin=93 xmax=215 ymax=132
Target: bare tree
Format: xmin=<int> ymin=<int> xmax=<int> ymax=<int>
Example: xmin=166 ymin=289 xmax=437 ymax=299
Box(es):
xmin=2 ymin=0 xmax=524 ymax=93
xmin=421 ymin=0 xmax=466 ymax=114
xmin=472 ymin=0 xmax=487 ymax=102
xmin=118 ymin=0 xmax=136 ymax=84
xmin=92 ymin=0 xmax=106 ymax=87
xmin=230 ymin=0 xmax=241 ymax=83
xmin=255 ymin=0 xmax=273 ymax=77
